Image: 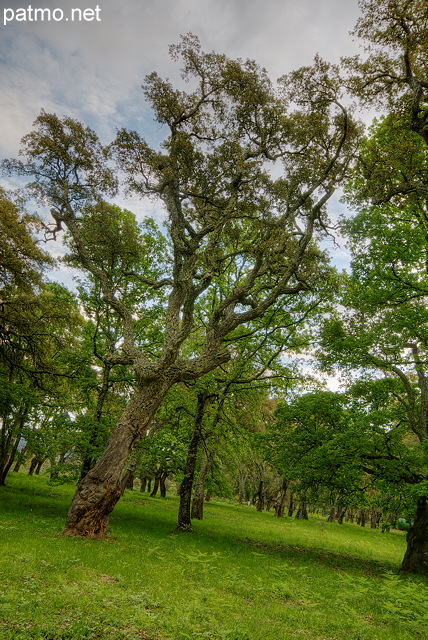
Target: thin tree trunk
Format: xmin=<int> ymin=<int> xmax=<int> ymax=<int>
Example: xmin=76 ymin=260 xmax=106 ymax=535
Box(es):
xmin=191 ymin=452 xmax=214 ymax=520
xmin=1 ymin=403 xmax=29 ymax=485
xmin=159 ymin=471 xmax=168 ymax=498
xmin=295 ymin=501 xmax=308 ymax=520
xmin=35 ymin=459 xmax=44 ymax=475
xmin=1 ymin=436 xmax=22 ymax=484
xmin=274 ymin=478 xmax=288 ymax=518
xmin=140 ymin=474 xmax=155 ymax=494
xmin=288 ymin=493 xmax=295 ymax=517
xmin=337 ymin=506 xmax=346 ymax=525
xmin=150 ymin=470 xmax=161 ymax=497
xmin=256 ymin=479 xmax=264 ymax=512
xmin=13 ymin=445 xmax=27 ymax=473
xmin=401 ymin=497 xmax=428 ymax=575
xmin=327 ymin=506 xmax=336 ymax=523
xmin=370 ymin=509 xmax=381 ymax=529
xmin=177 ymin=392 xmax=209 ymax=532
xmin=28 ymin=456 xmax=40 ymax=476
xmin=63 ymin=377 xmax=173 ymax=537
xmin=357 ymin=508 xmax=367 ymax=527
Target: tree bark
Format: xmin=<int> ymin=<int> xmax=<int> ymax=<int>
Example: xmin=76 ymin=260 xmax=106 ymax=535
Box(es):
xmin=295 ymin=502 xmax=308 ymax=520
xmin=28 ymin=456 xmax=40 ymax=476
xmin=288 ymin=494 xmax=295 ymax=517
xmin=337 ymin=506 xmax=346 ymax=525
xmin=63 ymin=376 xmax=173 ymax=537
xmin=149 ymin=470 xmax=161 ymax=497
xmin=274 ymin=478 xmax=288 ymax=518
xmin=159 ymin=471 xmax=168 ymax=498
xmin=35 ymin=459 xmax=44 ymax=475
xmin=191 ymin=451 xmax=214 ymax=520
xmin=401 ymin=497 xmax=428 ymax=575
xmin=120 ymin=454 xmax=141 ymax=494
xmin=327 ymin=507 xmax=336 ymax=523
xmin=357 ymin=508 xmax=367 ymax=527
xmin=177 ymin=393 xmax=209 ymax=532
xmin=139 ymin=474 xmax=149 ymax=493
xmin=370 ymin=509 xmax=381 ymax=529
xmin=256 ymin=479 xmax=265 ymax=512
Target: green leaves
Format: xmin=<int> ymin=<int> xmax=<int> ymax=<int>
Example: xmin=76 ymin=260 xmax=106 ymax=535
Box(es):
xmin=4 ymin=110 xmax=117 ymax=211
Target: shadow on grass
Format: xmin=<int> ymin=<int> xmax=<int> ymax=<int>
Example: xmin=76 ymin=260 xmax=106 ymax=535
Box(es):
xmin=237 ymin=536 xmax=400 ymax=577
xmin=109 ymin=498 xmax=408 ymax=579
xmin=0 ymin=477 xmax=410 ymax=580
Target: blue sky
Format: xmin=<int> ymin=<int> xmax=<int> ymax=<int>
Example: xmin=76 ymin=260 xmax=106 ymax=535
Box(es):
xmin=0 ymin=0 xmax=363 ymax=279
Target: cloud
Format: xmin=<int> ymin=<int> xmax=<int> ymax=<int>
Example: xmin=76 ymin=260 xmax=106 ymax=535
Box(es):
xmin=1 ymin=0 xmax=361 ymax=157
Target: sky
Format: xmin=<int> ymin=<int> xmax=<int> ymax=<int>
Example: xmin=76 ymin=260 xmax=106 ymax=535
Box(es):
xmin=0 ymin=0 xmax=364 ymax=277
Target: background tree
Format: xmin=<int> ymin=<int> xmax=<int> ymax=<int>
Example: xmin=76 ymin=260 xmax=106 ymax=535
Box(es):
xmin=0 ymin=189 xmax=82 ymax=484
xmin=318 ymin=118 xmax=428 ymax=574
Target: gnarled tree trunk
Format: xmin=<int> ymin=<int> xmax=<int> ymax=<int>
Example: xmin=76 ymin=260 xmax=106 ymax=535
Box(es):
xmin=401 ymin=497 xmax=428 ymax=575
xmin=63 ymin=376 xmax=173 ymax=537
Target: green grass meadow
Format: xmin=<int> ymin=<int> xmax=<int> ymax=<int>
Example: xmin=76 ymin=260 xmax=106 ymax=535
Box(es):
xmin=1 ymin=474 xmax=428 ymax=640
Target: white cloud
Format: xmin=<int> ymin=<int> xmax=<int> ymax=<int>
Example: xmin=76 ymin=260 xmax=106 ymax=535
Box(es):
xmin=1 ymin=0 xmax=362 ymax=156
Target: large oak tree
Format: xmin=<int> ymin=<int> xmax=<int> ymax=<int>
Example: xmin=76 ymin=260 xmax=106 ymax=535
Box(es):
xmin=4 ymin=36 xmax=359 ymax=536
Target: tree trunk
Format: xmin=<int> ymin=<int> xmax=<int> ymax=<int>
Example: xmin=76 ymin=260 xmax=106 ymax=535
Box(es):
xmin=295 ymin=502 xmax=308 ymax=520
xmin=256 ymin=479 xmax=265 ymax=512
xmin=63 ymin=377 xmax=173 ymax=537
xmin=288 ymin=495 xmax=295 ymax=517
xmin=401 ymin=497 xmax=428 ymax=575
xmin=127 ymin=473 xmax=135 ymax=490
xmin=274 ymin=478 xmax=288 ymax=518
xmin=121 ymin=454 xmax=143 ymax=494
xmin=370 ymin=509 xmax=381 ymax=529
xmin=1 ymin=436 xmax=22 ymax=484
xmin=177 ymin=392 xmax=209 ymax=532
xmin=28 ymin=456 xmax=40 ymax=476
xmin=327 ymin=506 xmax=336 ymax=523
xmin=13 ymin=445 xmax=27 ymax=473
xmin=0 ymin=403 xmax=29 ymax=485
xmin=357 ymin=508 xmax=367 ymax=527
xmin=191 ymin=454 xmax=212 ymax=520
xmin=346 ymin=508 xmax=355 ymax=523
xmin=150 ymin=470 xmax=161 ymax=497
xmin=140 ymin=471 xmax=151 ymax=493
xmin=337 ymin=506 xmax=346 ymax=525
xmin=159 ymin=471 xmax=168 ymax=498
xmin=35 ymin=459 xmax=44 ymax=475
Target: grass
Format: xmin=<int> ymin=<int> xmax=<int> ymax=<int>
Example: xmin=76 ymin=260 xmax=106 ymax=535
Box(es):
xmin=1 ymin=474 xmax=428 ymax=640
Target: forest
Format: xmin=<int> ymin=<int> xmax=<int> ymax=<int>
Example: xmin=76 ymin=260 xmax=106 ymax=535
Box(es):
xmin=1 ymin=0 xmax=428 ymax=597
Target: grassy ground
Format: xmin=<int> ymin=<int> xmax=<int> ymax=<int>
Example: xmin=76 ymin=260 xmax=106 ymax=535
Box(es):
xmin=1 ymin=474 xmax=428 ymax=640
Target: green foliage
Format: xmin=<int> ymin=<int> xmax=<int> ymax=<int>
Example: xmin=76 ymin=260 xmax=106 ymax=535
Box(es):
xmin=267 ymin=386 xmax=424 ymax=519
xmin=0 ymin=190 xmax=85 ymax=484
xmin=0 ymin=187 xmax=53 ymax=291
